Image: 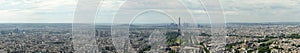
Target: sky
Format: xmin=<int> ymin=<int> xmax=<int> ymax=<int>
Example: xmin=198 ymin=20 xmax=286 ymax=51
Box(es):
xmin=0 ymin=0 xmax=300 ymax=23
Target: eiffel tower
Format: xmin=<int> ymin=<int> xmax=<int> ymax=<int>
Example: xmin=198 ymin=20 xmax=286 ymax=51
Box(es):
xmin=178 ymin=17 xmax=182 ymax=37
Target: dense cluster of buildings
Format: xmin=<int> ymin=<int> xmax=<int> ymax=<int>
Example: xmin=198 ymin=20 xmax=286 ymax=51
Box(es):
xmin=1 ymin=23 xmax=300 ymax=53
xmin=0 ymin=28 xmax=73 ymax=52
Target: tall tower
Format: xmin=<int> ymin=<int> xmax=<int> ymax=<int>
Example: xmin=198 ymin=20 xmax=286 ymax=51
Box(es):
xmin=178 ymin=17 xmax=181 ymax=36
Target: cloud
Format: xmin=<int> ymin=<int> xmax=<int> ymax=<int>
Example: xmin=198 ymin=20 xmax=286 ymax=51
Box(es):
xmin=0 ymin=0 xmax=77 ymax=23
xmin=221 ymin=0 xmax=300 ymax=22
xmin=96 ymin=0 xmax=211 ymax=23
xmin=1 ymin=0 xmax=300 ymax=23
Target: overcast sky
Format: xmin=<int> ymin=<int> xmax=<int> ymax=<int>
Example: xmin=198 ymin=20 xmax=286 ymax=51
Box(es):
xmin=1 ymin=0 xmax=300 ymax=23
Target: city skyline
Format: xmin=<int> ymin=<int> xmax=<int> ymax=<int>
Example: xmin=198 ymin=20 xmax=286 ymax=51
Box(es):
xmin=2 ymin=0 xmax=300 ymax=53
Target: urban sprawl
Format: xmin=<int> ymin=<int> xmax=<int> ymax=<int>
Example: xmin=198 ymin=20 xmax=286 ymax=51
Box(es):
xmin=0 ymin=23 xmax=300 ymax=53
